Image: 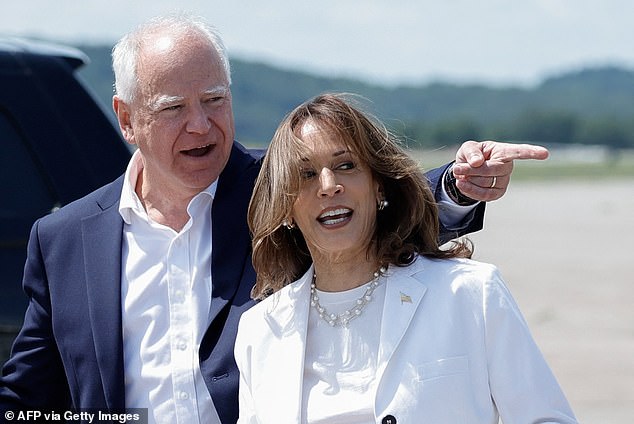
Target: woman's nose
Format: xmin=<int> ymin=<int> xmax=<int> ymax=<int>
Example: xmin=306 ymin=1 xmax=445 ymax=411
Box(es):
xmin=318 ymin=168 xmax=343 ymax=197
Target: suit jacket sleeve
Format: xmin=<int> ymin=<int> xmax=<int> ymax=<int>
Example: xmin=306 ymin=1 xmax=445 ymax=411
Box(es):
xmin=1 ymin=177 xmax=126 ymax=412
xmin=425 ymin=163 xmax=486 ymax=245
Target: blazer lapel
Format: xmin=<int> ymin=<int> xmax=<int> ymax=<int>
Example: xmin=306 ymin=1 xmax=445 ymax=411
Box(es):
xmin=208 ymin=143 xmax=258 ymax=324
xmin=260 ymin=269 xmax=313 ymax=422
xmin=376 ymin=264 xmax=428 ymax=376
xmin=82 ymin=179 xmax=126 ymax=409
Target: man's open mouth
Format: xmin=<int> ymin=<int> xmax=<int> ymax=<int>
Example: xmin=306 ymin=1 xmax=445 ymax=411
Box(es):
xmin=182 ymin=144 xmax=213 ymax=157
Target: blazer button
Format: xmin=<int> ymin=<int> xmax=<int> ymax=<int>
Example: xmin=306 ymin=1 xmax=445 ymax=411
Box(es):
xmin=381 ymin=415 xmax=397 ymax=424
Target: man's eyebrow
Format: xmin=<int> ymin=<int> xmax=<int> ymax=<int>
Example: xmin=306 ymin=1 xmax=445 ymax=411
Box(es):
xmin=203 ymin=85 xmax=229 ymax=96
xmin=150 ymin=95 xmax=184 ymax=111
xmin=150 ymin=85 xmax=228 ymax=111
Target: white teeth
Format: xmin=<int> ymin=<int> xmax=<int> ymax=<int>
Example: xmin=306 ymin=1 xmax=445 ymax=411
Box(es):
xmin=318 ymin=208 xmax=352 ymax=226
xmin=319 ymin=208 xmax=351 ymax=219
xmin=322 ymin=216 xmax=347 ymax=225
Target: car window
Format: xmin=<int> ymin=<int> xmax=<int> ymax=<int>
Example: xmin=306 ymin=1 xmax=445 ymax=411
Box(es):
xmin=0 ymin=108 xmax=57 ymax=238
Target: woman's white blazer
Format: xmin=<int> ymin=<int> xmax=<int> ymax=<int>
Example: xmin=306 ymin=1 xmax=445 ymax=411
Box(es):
xmin=234 ymin=256 xmax=577 ymax=424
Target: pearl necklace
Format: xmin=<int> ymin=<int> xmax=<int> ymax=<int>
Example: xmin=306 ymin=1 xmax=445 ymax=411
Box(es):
xmin=310 ymin=266 xmax=386 ymax=327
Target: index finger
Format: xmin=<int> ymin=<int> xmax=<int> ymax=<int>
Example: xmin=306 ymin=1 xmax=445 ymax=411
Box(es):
xmin=488 ymin=143 xmax=550 ymax=162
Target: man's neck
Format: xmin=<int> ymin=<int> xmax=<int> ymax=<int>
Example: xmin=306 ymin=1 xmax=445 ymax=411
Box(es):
xmin=135 ymin=171 xmax=197 ymax=232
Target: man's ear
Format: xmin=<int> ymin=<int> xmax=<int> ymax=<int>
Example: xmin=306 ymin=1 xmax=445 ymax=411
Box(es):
xmin=113 ymin=96 xmax=135 ymax=145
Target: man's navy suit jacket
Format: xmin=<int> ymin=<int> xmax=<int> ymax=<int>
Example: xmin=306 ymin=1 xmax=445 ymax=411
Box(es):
xmin=0 ymin=142 xmax=484 ymax=423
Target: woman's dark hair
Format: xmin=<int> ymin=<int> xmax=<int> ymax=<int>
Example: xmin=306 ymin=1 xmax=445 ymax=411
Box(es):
xmin=248 ymin=93 xmax=471 ymax=299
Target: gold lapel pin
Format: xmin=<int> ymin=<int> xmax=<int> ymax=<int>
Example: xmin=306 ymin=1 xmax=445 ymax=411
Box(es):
xmin=400 ymin=292 xmax=412 ymax=304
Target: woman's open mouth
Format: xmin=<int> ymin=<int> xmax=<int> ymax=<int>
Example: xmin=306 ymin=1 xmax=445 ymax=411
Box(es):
xmin=317 ymin=208 xmax=352 ymax=226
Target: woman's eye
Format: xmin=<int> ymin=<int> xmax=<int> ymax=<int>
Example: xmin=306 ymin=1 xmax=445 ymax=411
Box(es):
xmin=300 ymin=169 xmax=316 ymax=179
xmin=338 ymin=161 xmax=355 ymax=170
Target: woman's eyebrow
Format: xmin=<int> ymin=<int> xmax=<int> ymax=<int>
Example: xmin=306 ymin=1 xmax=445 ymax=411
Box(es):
xmin=299 ymin=149 xmax=351 ymax=162
xmin=332 ymin=149 xmax=349 ymax=157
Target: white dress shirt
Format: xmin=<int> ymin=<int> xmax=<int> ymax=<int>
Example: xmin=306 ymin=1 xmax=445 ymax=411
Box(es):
xmin=118 ymin=150 xmax=221 ymax=424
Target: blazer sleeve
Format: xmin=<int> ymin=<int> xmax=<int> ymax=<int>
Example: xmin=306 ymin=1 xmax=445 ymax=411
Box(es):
xmin=0 ymin=220 xmax=72 ymax=410
xmin=483 ymin=269 xmax=578 ymax=423
xmin=425 ymin=163 xmax=486 ymax=245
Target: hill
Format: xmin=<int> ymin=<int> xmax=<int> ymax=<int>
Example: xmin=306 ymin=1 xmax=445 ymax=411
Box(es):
xmin=76 ymin=44 xmax=634 ymax=149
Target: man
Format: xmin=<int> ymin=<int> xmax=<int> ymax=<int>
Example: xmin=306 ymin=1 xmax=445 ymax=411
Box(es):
xmin=0 ymin=14 xmax=548 ymax=424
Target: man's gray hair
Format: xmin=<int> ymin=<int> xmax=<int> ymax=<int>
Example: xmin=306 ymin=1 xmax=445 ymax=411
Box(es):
xmin=112 ymin=13 xmax=231 ymax=103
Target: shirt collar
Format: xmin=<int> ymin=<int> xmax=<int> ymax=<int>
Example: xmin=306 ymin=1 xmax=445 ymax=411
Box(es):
xmin=118 ymin=149 xmax=218 ymax=225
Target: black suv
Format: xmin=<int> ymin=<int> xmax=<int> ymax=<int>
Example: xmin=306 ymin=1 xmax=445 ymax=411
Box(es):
xmin=0 ymin=38 xmax=131 ymax=363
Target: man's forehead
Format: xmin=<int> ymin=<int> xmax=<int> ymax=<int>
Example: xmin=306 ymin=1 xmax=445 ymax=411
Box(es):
xmin=150 ymin=35 xmax=177 ymax=55
xmin=138 ymin=31 xmax=220 ymax=71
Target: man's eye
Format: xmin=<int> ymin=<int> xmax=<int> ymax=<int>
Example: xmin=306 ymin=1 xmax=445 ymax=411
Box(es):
xmin=162 ymin=104 xmax=182 ymax=112
xmin=205 ymin=96 xmax=225 ymax=104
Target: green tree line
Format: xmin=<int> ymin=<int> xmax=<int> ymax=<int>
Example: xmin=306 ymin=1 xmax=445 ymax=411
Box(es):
xmin=77 ymin=44 xmax=634 ymax=149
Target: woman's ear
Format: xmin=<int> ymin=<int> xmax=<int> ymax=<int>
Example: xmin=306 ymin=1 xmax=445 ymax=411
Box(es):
xmin=376 ymin=181 xmax=388 ymax=211
xmin=375 ymin=179 xmax=384 ymax=202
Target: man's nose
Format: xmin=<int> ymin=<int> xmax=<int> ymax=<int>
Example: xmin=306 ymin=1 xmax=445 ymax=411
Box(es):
xmin=186 ymin=104 xmax=212 ymax=134
xmin=318 ymin=168 xmax=343 ymax=197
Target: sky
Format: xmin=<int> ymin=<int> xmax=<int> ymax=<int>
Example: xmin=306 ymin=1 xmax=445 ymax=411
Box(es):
xmin=2 ymin=0 xmax=634 ymax=87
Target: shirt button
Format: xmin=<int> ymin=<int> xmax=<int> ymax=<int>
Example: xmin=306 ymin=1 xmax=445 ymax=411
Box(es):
xmin=382 ymin=415 xmax=397 ymax=424
xmin=177 ymin=341 xmax=187 ymax=350
xmin=179 ymin=391 xmax=189 ymax=400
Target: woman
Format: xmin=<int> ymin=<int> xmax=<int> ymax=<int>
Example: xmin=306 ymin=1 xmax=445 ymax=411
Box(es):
xmin=235 ymin=93 xmax=577 ymax=423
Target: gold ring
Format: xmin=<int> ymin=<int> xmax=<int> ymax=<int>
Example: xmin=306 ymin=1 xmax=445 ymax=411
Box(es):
xmin=490 ymin=176 xmax=497 ymax=188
